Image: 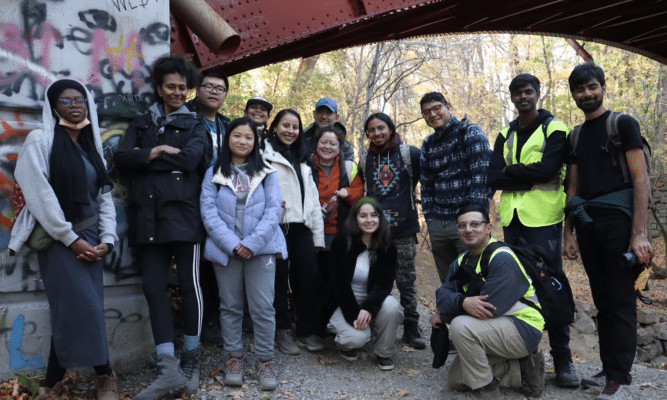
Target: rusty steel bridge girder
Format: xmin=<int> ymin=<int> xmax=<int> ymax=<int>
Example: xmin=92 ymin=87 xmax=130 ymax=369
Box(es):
xmin=170 ymin=0 xmax=667 ymax=75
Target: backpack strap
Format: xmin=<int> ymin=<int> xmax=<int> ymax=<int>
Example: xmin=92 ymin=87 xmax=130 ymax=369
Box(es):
xmin=569 ymin=124 xmax=582 ymax=158
xmin=399 ymin=144 xmax=416 ymax=210
xmin=605 ymin=111 xmax=629 ymax=183
xmin=457 ymin=114 xmax=471 ymax=149
xmin=359 ymin=150 xmax=368 ymax=194
xmin=478 ymin=241 xmax=505 ymax=278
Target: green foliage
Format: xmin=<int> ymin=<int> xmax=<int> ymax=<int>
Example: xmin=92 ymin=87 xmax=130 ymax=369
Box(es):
xmin=15 ymin=373 xmax=40 ymax=395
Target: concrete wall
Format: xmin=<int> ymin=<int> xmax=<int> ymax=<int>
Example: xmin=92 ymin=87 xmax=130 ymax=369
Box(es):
xmin=0 ymin=0 xmax=170 ymax=380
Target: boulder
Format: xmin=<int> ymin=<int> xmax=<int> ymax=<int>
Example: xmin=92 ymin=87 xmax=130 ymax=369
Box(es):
xmin=636 ymin=328 xmax=654 ymax=346
xmin=654 ymin=323 xmax=667 ymax=341
xmin=636 ymin=339 xmax=663 ymax=362
xmin=571 ymin=311 xmax=597 ymax=335
xmin=637 ymin=309 xmax=660 ymax=325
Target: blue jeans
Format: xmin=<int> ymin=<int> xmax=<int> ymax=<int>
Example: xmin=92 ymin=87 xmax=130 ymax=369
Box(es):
xmin=503 ymin=218 xmax=571 ymax=359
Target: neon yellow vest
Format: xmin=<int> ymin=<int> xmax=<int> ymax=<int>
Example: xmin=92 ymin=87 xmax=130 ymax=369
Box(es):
xmin=457 ymin=239 xmax=545 ymax=332
xmin=498 ymin=120 xmax=568 ymax=227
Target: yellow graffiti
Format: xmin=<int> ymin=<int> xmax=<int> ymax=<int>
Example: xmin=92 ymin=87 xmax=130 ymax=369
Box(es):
xmin=105 ymin=35 xmax=144 ymax=73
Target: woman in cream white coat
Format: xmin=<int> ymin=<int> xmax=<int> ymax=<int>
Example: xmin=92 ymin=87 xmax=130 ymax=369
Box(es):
xmin=263 ymin=109 xmax=325 ymax=355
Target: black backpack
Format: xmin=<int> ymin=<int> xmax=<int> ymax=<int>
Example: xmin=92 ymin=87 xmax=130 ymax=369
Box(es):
xmin=461 ymin=240 xmax=576 ymax=330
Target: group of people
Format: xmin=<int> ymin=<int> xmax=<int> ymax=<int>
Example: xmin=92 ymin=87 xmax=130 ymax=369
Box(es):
xmin=9 ymin=53 xmax=652 ymax=400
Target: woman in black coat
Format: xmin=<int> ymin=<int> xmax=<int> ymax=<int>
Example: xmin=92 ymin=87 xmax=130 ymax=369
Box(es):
xmin=319 ymin=197 xmax=404 ymax=370
xmin=113 ymin=55 xmax=206 ymax=400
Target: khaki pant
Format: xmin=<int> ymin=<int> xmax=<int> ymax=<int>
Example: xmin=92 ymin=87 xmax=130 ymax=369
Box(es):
xmin=328 ymin=296 xmax=404 ymax=358
xmin=447 ymin=315 xmax=528 ymax=390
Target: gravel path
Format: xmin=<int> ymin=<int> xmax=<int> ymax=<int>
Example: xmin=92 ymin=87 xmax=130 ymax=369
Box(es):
xmin=111 ymin=301 xmax=667 ymax=400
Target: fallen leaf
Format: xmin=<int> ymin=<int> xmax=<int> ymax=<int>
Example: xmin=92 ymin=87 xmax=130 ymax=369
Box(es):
xmin=401 ymin=345 xmax=416 ymax=352
xmin=639 ymin=382 xmax=652 ymax=389
xmin=228 ymin=390 xmax=245 ymax=398
xmin=406 ymin=369 xmax=419 ymax=378
xmin=396 ymin=388 xmax=409 ymax=397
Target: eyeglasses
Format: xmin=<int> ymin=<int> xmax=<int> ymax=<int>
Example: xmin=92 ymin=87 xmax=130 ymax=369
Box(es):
xmin=456 ymin=221 xmax=488 ymax=230
xmin=201 ymin=83 xmax=227 ymax=94
xmin=57 ymin=98 xmax=87 ymax=106
xmin=421 ymin=103 xmax=444 ymax=117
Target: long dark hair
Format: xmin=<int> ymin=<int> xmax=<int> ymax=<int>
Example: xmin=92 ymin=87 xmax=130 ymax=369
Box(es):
xmin=266 ymin=109 xmax=310 ymax=163
xmin=214 ymin=117 xmax=265 ymax=178
xmin=345 ymin=197 xmax=390 ymax=264
xmin=363 ymin=112 xmax=396 ymax=138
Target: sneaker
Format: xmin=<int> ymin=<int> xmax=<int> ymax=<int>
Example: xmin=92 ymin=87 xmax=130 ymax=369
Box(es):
xmin=594 ymin=381 xmax=632 ymax=400
xmin=554 ymin=354 xmax=580 ymax=388
xmin=519 ymin=352 xmax=545 ymax=397
xmin=275 ymin=329 xmax=300 ymax=355
xmin=296 ymin=335 xmax=325 ymax=352
xmin=376 ymin=356 xmax=394 ymax=371
xmin=451 ymin=378 xmax=500 ymax=400
xmin=582 ymin=370 xmax=606 ymax=389
xmin=132 ymin=354 xmax=187 ymax=400
xmin=339 ymin=349 xmax=358 ymax=361
xmin=224 ymin=357 xmax=244 ymax=386
xmin=201 ymin=320 xmax=223 ymax=346
xmin=180 ymin=348 xmax=200 ymax=395
xmin=96 ymin=371 xmax=119 ymax=400
xmin=257 ymin=359 xmax=278 ymax=391
xmin=402 ymin=323 xmax=426 ymax=350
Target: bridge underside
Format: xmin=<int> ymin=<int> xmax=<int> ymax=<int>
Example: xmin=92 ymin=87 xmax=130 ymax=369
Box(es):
xmin=171 ymin=0 xmax=667 ymax=75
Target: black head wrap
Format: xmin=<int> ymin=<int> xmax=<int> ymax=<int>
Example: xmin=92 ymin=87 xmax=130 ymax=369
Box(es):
xmin=47 ymin=79 xmax=113 ymax=222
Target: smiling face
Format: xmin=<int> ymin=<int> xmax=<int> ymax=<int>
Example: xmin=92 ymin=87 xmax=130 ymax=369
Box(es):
xmin=197 ymin=76 xmax=227 ymax=113
xmin=316 ymin=131 xmax=340 ymax=165
xmin=511 ymin=84 xmax=539 ymax=115
xmin=55 ymin=88 xmax=87 ymax=124
xmin=313 ymin=106 xmax=339 ymax=128
xmin=157 ymin=72 xmax=188 ymax=115
xmin=245 ymin=103 xmax=270 ymax=127
xmin=228 ymin=124 xmax=255 ymax=163
xmin=274 ymin=113 xmax=300 ymax=148
xmin=421 ymin=101 xmax=451 ymax=130
xmin=456 ymin=211 xmax=491 ymax=253
xmin=356 ymin=203 xmax=380 ymax=236
xmin=366 ymin=118 xmax=392 ymax=148
xmin=572 ymin=78 xmax=606 ymax=113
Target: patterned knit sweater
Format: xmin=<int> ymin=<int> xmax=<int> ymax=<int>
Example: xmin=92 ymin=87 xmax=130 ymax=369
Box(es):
xmin=420 ymin=115 xmax=492 ymax=222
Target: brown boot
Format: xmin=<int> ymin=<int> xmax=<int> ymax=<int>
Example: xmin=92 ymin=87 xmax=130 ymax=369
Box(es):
xmin=96 ymin=371 xmax=119 ymax=400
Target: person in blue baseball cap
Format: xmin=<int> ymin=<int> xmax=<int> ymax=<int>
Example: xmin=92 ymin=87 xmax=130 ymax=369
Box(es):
xmin=303 ymin=97 xmax=354 ymax=161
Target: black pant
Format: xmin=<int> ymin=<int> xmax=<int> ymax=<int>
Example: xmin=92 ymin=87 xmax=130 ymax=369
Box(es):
xmin=274 ymin=223 xmax=319 ymax=337
xmin=200 ymin=256 xmax=220 ymax=324
xmin=137 ymin=242 xmax=203 ymax=346
xmin=503 ymin=218 xmax=571 ymax=359
xmin=575 ymin=210 xmax=637 ymax=385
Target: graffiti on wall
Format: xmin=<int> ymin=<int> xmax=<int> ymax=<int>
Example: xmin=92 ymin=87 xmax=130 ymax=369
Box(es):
xmin=0 ymin=0 xmax=169 ymax=291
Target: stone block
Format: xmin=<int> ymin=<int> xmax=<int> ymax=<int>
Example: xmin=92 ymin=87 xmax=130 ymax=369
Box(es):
xmin=571 ymin=311 xmax=597 ymax=334
xmin=661 ymin=340 xmax=667 ymax=355
xmin=578 ymin=301 xmax=598 ymax=319
xmin=655 ymin=323 xmax=667 ymax=340
xmin=636 ymin=339 xmax=663 ymax=362
xmin=652 ymin=355 xmax=667 ymax=368
xmin=637 ymin=309 xmax=660 ymax=325
xmin=637 ymin=328 xmax=654 ymax=346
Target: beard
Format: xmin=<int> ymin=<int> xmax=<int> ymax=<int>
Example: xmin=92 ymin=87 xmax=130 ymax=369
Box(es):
xmin=576 ymin=97 xmax=603 ymax=113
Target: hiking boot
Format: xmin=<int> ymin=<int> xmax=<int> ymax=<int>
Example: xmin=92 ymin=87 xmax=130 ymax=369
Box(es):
xmin=180 ymin=348 xmax=200 ymax=395
xmin=376 ymin=356 xmax=394 ymax=371
xmin=132 ymin=354 xmax=187 ymax=400
xmin=257 ymin=359 xmax=278 ymax=391
xmin=402 ymin=322 xmax=426 ymax=350
xmin=594 ymin=380 xmax=632 ymax=400
xmin=275 ymin=329 xmax=300 ymax=355
xmin=201 ymin=319 xmax=223 ymax=346
xmin=582 ymin=370 xmax=606 ymax=389
xmin=519 ymin=352 xmax=545 ymax=397
xmin=451 ymin=378 xmax=500 ymax=399
xmin=339 ymin=349 xmax=358 ymax=361
xmin=296 ymin=335 xmax=325 ymax=352
xmin=96 ymin=371 xmax=119 ymax=400
xmin=38 ymin=382 xmax=67 ymax=400
xmin=553 ymin=354 xmax=580 ymax=388
xmin=224 ymin=356 xmax=244 ymax=386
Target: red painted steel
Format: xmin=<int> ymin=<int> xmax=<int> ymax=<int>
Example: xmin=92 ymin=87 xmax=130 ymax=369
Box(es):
xmin=170 ymin=0 xmax=667 ymax=75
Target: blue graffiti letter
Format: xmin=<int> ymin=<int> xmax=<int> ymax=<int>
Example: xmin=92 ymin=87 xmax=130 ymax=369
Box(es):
xmin=9 ymin=314 xmax=45 ymax=370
